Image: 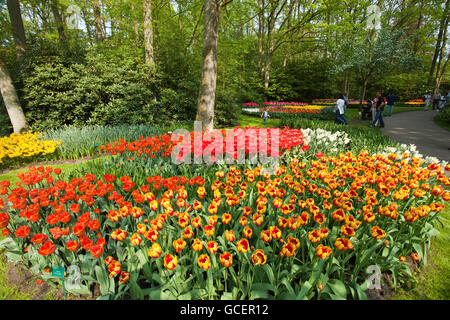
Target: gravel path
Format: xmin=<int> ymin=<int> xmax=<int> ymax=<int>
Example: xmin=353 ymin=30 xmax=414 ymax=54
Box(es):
xmin=379 ymin=110 xmax=450 ymax=163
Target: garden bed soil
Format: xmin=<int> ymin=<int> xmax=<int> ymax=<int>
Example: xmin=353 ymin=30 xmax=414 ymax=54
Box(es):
xmin=365 ymin=256 xmax=421 ymax=300
xmin=2 ymin=255 xmax=93 ymax=300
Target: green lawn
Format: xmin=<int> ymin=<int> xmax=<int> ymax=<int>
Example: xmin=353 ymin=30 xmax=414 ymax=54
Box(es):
xmin=391 ymin=206 xmax=450 ymax=300
xmin=237 ymin=113 xmax=281 ymax=128
xmin=434 ymin=117 xmax=450 ymax=132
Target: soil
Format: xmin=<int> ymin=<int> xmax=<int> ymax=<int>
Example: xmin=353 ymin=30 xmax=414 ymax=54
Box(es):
xmin=366 ymin=272 xmax=394 ymax=300
xmin=365 ymin=256 xmax=419 ymax=300
xmin=2 ymin=254 xmax=94 ymax=300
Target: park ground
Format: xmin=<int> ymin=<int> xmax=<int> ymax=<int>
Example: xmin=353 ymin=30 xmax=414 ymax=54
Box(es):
xmin=0 ymin=107 xmax=449 ymax=300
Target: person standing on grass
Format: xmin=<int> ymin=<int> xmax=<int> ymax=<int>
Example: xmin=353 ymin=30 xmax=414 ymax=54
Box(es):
xmin=370 ymin=91 xmax=386 ymax=128
xmin=384 ymin=91 xmax=396 ymax=117
xmin=343 ymin=95 xmax=349 ymax=111
xmin=261 ymin=108 xmax=270 ymax=125
xmin=438 ymin=93 xmax=447 ymax=111
xmin=432 ymin=91 xmax=441 ymax=111
xmin=424 ymin=92 xmax=431 ymax=111
xmin=446 ymin=90 xmax=450 ymax=110
xmin=334 ymin=94 xmax=348 ymax=125
xmin=371 ymin=95 xmax=379 ymax=125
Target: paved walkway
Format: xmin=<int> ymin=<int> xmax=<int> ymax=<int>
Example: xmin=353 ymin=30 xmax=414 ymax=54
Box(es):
xmin=380 ymin=110 xmax=450 ymax=163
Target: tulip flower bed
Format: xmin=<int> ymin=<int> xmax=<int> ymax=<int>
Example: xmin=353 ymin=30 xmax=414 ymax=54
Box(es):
xmin=246 ymin=106 xmax=335 ymax=121
xmin=0 ymin=123 xmax=449 ymax=300
xmin=312 ymin=99 xmax=368 ymax=105
xmin=405 ymin=99 xmax=425 ymax=105
xmin=0 ymin=132 xmax=61 ymax=170
xmin=242 ymin=102 xmax=309 ymax=108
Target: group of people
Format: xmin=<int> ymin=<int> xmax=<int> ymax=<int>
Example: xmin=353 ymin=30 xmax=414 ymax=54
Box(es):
xmin=261 ymin=88 xmax=449 ymax=128
xmin=334 ymin=91 xmax=395 ymax=128
xmin=424 ymin=90 xmax=450 ymax=112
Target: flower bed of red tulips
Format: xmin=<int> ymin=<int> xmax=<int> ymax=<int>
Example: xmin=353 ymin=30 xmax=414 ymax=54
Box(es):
xmin=99 ymin=127 xmax=308 ymax=164
xmin=0 ymin=146 xmax=449 ymax=300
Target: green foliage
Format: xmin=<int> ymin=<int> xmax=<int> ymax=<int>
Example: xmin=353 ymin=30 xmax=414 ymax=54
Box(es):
xmin=22 ymin=48 xmax=162 ymax=130
xmin=374 ymin=73 xmax=428 ymax=101
xmin=434 ymin=107 xmax=450 ymax=127
xmin=0 ymin=104 xmax=12 ymax=137
xmin=268 ymin=58 xmax=338 ymax=102
xmin=214 ymin=89 xmax=241 ymax=128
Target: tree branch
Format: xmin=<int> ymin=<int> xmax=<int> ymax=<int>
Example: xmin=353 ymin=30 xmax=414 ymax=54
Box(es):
xmin=220 ymin=0 xmax=234 ymax=8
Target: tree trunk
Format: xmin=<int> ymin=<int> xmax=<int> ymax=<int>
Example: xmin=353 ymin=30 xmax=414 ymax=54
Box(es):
xmin=412 ymin=0 xmax=424 ymax=53
xmin=92 ymin=0 xmax=103 ymax=42
xmin=429 ymin=0 xmax=449 ymax=77
xmin=434 ymin=52 xmax=449 ymax=95
xmin=264 ymin=43 xmax=274 ymax=89
xmin=195 ymin=0 xmax=220 ymax=131
xmin=130 ymin=1 xmax=139 ymax=43
xmin=434 ymin=16 xmax=448 ymax=79
xmin=360 ymin=77 xmax=368 ymax=111
xmin=81 ymin=6 xmax=94 ymax=44
xmin=50 ymin=0 xmax=66 ymax=43
xmin=143 ymin=0 xmax=154 ymax=64
xmin=0 ymin=59 xmax=28 ymax=133
xmin=7 ymin=0 xmax=27 ymax=64
xmin=343 ymin=71 xmax=348 ymax=96
xmin=258 ymin=0 xmax=265 ymax=75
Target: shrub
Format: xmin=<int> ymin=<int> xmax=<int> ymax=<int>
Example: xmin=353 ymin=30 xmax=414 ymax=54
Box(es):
xmin=435 ymin=107 xmax=450 ymax=126
xmin=22 ymin=49 xmax=164 ymax=131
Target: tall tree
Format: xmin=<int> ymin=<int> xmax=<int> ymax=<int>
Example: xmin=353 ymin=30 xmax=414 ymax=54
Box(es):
xmin=6 ymin=0 xmax=26 ymax=64
xmin=130 ymin=0 xmax=140 ymax=43
xmin=257 ymin=0 xmax=265 ymax=75
xmin=260 ymin=0 xmax=322 ymax=89
xmin=433 ymin=15 xmax=449 ymax=94
xmin=429 ymin=0 xmax=449 ymax=78
xmin=92 ymin=0 xmax=103 ymax=42
xmin=143 ymin=0 xmax=154 ymax=64
xmin=50 ymin=0 xmax=66 ymax=43
xmin=195 ymin=0 xmax=233 ymax=131
xmin=0 ymin=59 xmax=28 ymax=133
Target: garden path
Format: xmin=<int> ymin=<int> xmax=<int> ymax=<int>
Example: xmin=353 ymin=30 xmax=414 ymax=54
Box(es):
xmin=380 ymin=110 xmax=450 ymax=165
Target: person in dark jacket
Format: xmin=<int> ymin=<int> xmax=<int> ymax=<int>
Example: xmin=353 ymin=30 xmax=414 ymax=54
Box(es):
xmin=432 ymin=91 xmax=441 ymax=111
xmin=370 ymin=91 xmax=386 ymax=128
xmin=384 ymin=92 xmax=396 ymax=117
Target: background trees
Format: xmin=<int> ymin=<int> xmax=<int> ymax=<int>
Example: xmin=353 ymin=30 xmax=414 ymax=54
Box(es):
xmin=0 ymin=0 xmax=448 ymax=134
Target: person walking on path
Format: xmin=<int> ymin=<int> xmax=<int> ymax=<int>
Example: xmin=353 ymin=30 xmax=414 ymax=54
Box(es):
xmin=384 ymin=92 xmax=397 ymax=117
xmin=261 ymin=108 xmax=270 ymax=125
xmin=370 ymin=91 xmax=386 ymax=128
xmin=424 ymin=92 xmax=431 ymax=111
xmin=334 ymin=94 xmax=349 ymax=125
xmin=432 ymin=91 xmax=441 ymax=111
